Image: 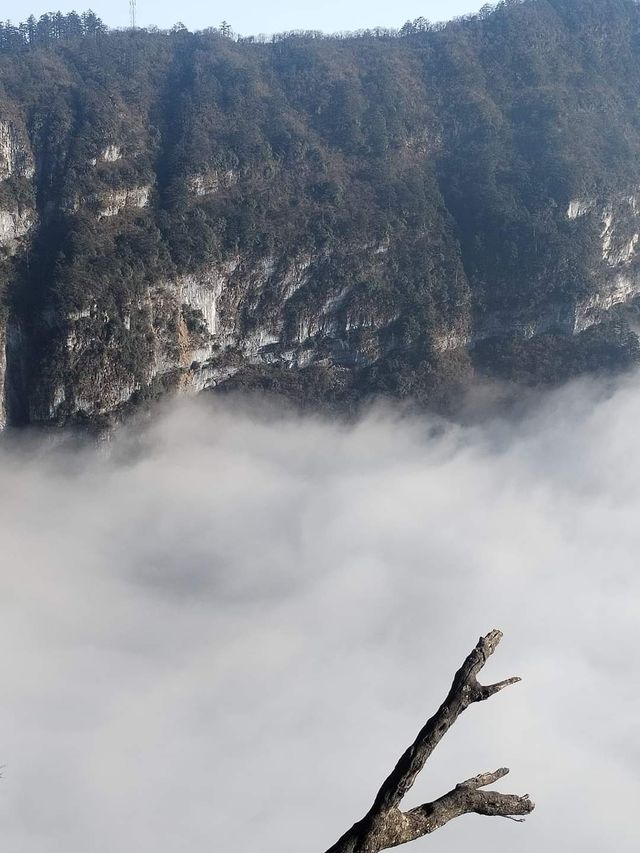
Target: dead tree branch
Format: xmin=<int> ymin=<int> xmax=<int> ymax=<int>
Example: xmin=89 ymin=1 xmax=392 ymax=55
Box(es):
xmin=324 ymin=630 xmax=534 ymax=853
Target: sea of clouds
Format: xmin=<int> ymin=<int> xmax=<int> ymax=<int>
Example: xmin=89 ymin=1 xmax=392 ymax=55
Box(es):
xmin=1 ymin=375 xmax=639 ymax=852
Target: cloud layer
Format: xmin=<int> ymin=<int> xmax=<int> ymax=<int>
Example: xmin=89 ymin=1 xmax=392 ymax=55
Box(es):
xmin=1 ymin=379 xmax=639 ymax=852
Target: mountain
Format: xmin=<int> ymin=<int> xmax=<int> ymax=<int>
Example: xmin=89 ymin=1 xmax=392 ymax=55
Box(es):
xmin=2 ymin=0 xmax=640 ymax=428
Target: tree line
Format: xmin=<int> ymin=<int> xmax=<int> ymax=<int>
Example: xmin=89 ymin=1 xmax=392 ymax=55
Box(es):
xmin=0 ymin=3 xmax=536 ymax=54
xmin=0 ymin=10 xmax=106 ymax=52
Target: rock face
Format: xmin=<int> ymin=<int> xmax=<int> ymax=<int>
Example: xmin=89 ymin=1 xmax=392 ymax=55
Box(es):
xmin=188 ymin=170 xmax=237 ymax=197
xmin=0 ymin=120 xmax=35 ymax=182
xmin=3 ymin=0 xmax=640 ymax=427
xmin=96 ymin=185 xmax=152 ymax=219
xmin=0 ymin=208 xmax=34 ymax=251
xmin=40 ymin=246 xmax=415 ymax=420
xmin=562 ymin=195 xmax=640 ymax=331
xmin=0 ymin=319 xmax=6 ymax=430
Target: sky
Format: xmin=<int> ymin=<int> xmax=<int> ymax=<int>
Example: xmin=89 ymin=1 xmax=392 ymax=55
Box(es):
xmin=1 ymin=376 xmax=639 ymax=852
xmin=7 ymin=1 xmax=487 ymax=35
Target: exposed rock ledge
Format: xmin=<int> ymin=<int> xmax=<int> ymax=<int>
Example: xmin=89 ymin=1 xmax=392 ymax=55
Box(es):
xmin=574 ymin=272 xmax=640 ymax=332
xmin=41 ymin=246 xmax=640 ymax=426
xmin=0 ymin=208 xmax=35 ymax=251
xmin=97 ymin=186 xmax=151 ymax=218
xmin=188 ymin=169 xmax=237 ymax=197
xmin=568 ymin=193 xmax=640 ymax=266
xmin=0 ymin=320 xmax=6 ymax=430
xmin=88 ymin=145 xmax=122 ymax=165
xmin=0 ymin=120 xmax=35 ymax=181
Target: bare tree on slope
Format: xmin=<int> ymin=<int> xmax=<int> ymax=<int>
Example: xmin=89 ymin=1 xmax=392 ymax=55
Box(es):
xmin=324 ymin=630 xmax=534 ymax=853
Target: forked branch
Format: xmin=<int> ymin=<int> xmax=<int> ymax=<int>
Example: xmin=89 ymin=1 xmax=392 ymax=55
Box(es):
xmin=324 ymin=630 xmax=534 ymax=853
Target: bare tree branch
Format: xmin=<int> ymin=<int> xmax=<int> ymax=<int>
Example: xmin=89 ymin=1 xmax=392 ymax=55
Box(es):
xmin=324 ymin=630 xmax=534 ymax=853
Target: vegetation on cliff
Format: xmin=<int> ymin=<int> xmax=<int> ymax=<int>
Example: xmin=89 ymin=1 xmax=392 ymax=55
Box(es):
xmin=2 ymin=0 xmax=640 ymax=423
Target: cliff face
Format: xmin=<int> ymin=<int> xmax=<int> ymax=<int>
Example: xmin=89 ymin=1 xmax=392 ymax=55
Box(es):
xmin=0 ymin=321 xmax=6 ymax=429
xmin=3 ymin=0 xmax=640 ymax=426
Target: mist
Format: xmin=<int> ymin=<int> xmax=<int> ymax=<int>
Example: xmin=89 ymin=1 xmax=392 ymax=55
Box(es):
xmin=0 ymin=377 xmax=638 ymax=852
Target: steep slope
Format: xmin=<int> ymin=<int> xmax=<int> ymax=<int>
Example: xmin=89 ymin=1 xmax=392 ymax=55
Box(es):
xmin=2 ymin=0 xmax=640 ymax=426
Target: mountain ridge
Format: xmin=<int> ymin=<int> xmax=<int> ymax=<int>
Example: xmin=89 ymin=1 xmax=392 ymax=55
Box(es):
xmin=2 ymin=0 xmax=640 ymax=428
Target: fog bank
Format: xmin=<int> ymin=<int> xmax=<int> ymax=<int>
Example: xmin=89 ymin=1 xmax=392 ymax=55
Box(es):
xmin=1 ymin=378 xmax=639 ymax=852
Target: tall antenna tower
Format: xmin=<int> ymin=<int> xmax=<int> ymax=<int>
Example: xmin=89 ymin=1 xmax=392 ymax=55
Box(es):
xmin=129 ymin=0 xmax=136 ymax=29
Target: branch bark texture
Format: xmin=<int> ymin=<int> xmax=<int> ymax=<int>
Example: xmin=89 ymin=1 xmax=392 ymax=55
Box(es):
xmin=324 ymin=630 xmax=534 ymax=853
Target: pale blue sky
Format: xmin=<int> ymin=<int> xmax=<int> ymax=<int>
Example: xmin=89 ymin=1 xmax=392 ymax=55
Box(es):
xmin=9 ymin=1 xmax=486 ymax=35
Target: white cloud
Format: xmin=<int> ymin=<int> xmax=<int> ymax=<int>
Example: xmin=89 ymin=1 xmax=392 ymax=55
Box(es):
xmin=0 ymin=378 xmax=638 ymax=852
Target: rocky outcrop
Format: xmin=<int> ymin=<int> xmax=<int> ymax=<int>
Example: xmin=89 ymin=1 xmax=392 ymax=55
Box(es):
xmin=44 ymin=254 xmax=314 ymax=417
xmin=567 ymin=194 xmax=640 ymax=267
xmin=574 ymin=272 xmax=640 ymax=332
xmin=0 ymin=316 xmax=27 ymax=427
xmin=562 ymin=193 xmax=640 ymax=331
xmin=97 ymin=185 xmax=151 ymax=218
xmin=188 ymin=169 xmax=237 ymax=197
xmin=88 ymin=145 xmax=122 ymax=166
xmin=0 ymin=318 xmax=6 ymax=430
xmin=0 ymin=120 xmax=34 ymax=182
xmin=16 ymin=206 xmax=640 ymax=427
xmin=567 ymin=198 xmax=594 ymax=220
xmin=38 ymin=240 xmax=433 ymax=420
xmin=0 ymin=207 xmax=34 ymax=252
